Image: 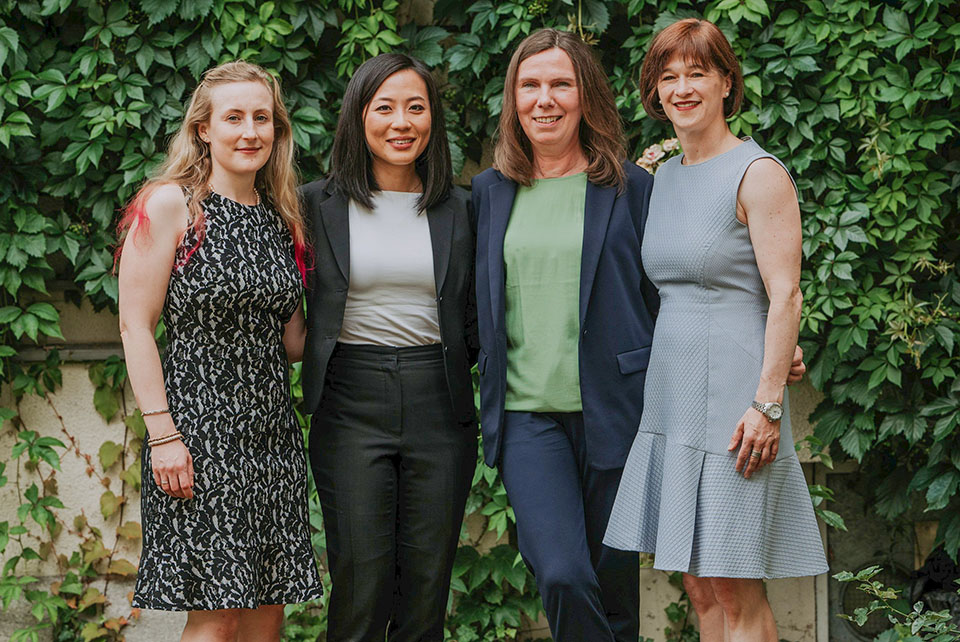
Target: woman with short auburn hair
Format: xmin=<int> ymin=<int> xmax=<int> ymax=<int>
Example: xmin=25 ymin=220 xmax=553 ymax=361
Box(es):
xmin=299 ymin=53 xmax=477 ymax=642
xmin=117 ymin=60 xmax=322 ymax=641
xmin=605 ymin=18 xmax=827 ymax=642
xmin=637 ymin=18 xmax=744 ymax=122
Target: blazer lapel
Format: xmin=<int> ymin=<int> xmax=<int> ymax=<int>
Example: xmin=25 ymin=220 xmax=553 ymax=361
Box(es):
xmin=488 ymin=179 xmax=517 ymax=335
xmin=579 ymin=181 xmax=616 ymax=324
xmin=319 ymin=189 xmax=350 ymax=283
xmin=426 ymin=198 xmax=454 ymax=295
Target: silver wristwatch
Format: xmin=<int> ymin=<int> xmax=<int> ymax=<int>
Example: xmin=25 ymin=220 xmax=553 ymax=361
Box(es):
xmin=752 ymin=400 xmax=784 ymax=422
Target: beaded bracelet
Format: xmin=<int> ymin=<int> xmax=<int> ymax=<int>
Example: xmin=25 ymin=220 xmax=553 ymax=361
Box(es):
xmin=147 ymin=431 xmax=183 ymax=447
xmin=141 ymin=408 xmax=170 ymax=417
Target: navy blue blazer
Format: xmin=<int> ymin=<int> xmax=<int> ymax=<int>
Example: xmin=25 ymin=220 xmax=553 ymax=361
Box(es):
xmin=472 ymin=162 xmax=659 ymax=469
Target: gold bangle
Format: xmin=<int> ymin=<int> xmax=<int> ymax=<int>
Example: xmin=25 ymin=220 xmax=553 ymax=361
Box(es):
xmin=141 ymin=408 xmax=170 ymax=417
xmin=147 ymin=431 xmax=182 ymax=447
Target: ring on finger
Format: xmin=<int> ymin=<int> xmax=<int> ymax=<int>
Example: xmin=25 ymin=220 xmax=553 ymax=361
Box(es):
xmin=750 ymin=450 xmax=762 ymax=459
xmin=161 ymin=479 xmax=170 ymax=486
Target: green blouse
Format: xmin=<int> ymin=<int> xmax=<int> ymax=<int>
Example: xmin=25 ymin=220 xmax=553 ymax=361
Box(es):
xmin=503 ymin=172 xmax=587 ymax=412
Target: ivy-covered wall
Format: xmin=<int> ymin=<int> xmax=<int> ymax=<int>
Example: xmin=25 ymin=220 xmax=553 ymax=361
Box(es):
xmin=1 ymin=0 xmax=958 ymax=640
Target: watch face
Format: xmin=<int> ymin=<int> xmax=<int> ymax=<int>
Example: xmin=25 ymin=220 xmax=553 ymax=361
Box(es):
xmin=767 ymin=404 xmax=783 ymax=421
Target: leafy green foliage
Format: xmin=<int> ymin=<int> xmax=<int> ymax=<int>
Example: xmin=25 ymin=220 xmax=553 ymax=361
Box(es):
xmin=835 ymin=566 xmax=960 ymax=641
xmin=1 ymin=0 xmax=959 ymax=639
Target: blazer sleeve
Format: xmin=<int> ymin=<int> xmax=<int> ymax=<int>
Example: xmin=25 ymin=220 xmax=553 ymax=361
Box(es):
xmin=626 ymin=165 xmax=660 ymax=320
xmin=464 ymin=192 xmax=480 ymax=365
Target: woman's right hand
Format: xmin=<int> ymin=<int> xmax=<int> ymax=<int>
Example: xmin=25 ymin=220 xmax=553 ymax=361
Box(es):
xmin=151 ymin=438 xmax=195 ymax=499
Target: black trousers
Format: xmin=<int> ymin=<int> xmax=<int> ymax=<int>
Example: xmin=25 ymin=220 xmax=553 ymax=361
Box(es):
xmin=499 ymin=411 xmax=640 ymax=642
xmin=309 ymin=343 xmax=476 ymax=642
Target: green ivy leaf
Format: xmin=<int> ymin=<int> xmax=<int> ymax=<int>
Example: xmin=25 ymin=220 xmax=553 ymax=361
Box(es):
xmin=124 ymin=412 xmax=147 ymax=439
xmin=116 ymin=521 xmax=142 ymax=540
xmin=0 ymin=306 xmax=21 ymax=323
xmin=882 ymin=7 xmax=910 ymax=35
xmin=99 ymin=490 xmax=121 ymax=519
xmin=925 ymin=471 xmax=960 ymax=511
xmin=177 ymin=0 xmax=213 ymax=21
xmin=98 ymin=440 xmax=124 ymax=470
xmin=106 ymin=558 xmax=137 ymax=576
xmin=93 ymin=387 xmax=120 ymax=422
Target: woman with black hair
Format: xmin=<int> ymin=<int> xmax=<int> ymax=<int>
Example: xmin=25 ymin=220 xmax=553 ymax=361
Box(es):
xmin=299 ymin=54 xmax=477 ymax=642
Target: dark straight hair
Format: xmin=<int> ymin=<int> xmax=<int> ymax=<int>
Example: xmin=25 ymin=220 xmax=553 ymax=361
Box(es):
xmin=328 ymin=53 xmax=452 ymax=211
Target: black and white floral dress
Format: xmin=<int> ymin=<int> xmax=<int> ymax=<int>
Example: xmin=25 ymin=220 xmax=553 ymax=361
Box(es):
xmin=133 ymin=191 xmax=322 ymax=611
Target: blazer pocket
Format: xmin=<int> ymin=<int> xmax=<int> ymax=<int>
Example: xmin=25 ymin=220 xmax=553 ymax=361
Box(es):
xmin=478 ymin=349 xmax=488 ymax=375
xmin=617 ymin=346 xmax=652 ymax=374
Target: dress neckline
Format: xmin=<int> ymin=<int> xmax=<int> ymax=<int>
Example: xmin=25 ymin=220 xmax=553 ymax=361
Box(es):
xmin=679 ymin=137 xmax=754 ymax=168
xmin=207 ymin=189 xmax=263 ymax=209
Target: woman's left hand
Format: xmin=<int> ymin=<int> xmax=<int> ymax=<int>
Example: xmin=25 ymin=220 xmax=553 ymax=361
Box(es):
xmin=728 ymin=407 xmax=780 ymax=479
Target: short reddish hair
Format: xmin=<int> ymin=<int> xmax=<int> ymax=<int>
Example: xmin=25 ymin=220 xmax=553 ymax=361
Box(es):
xmin=639 ymin=18 xmax=744 ymax=122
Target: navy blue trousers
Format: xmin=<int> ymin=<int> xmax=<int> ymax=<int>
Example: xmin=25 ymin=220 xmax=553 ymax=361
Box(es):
xmin=499 ymin=411 xmax=640 ymax=642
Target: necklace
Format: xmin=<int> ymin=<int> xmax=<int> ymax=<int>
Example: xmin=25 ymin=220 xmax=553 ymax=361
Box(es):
xmin=208 ymin=183 xmax=260 ymax=206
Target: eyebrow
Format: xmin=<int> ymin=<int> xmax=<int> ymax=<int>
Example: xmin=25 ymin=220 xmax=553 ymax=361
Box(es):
xmin=517 ymin=75 xmax=576 ymax=84
xmin=371 ymin=95 xmax=427 ymax=103
xmin=661 ymin=62 xmax=708 ymax=73
xmin=221 ymin=106 xmax=272 ymax=113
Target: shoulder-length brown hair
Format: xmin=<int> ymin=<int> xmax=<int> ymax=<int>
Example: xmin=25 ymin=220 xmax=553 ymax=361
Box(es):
xmin=117 ymin=60 xmax=309 ymax=280
xmin=639 ymin=18 xmax=744 ymax=123
xmin=494 ymin=28 xmax=625 ymax=189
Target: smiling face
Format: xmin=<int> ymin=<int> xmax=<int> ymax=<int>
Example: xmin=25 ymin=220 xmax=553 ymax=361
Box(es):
xmin=197 ymin=80 xmax=275 ymax=178
xmin=515 ymin=47 xmax=583 ymax=156
xmin=363 ymin=69 xmax=431 ymax=180
xmin=656 ymin=53 xmax=732 ymax=134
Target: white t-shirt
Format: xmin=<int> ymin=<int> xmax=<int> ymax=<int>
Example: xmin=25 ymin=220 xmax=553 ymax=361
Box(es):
xmin=338 ymin=191 xmax=441 ymax=346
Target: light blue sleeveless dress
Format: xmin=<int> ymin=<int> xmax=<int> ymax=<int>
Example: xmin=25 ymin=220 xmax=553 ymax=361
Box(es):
xmin=603 ymin=139 xmax=828 ymax=578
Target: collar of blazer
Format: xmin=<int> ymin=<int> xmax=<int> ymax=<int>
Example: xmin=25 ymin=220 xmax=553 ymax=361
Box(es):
xmin=483 ymin=170 xmax=617 ymax=327
xmin=313 ymin=179 xmax=456 ymax=294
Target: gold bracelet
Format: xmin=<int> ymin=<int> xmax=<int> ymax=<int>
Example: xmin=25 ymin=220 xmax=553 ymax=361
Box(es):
xmin=141 ymin=408 xmax=170 ymax=417
xmin=147 ymin=431 xmax=182 ymax=447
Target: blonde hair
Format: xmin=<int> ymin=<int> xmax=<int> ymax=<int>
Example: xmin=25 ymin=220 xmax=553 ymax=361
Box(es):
xmin=119 ymin=60 xmax=308 ymax=277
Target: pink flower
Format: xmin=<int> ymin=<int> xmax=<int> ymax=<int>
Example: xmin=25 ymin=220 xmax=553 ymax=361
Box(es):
xmin=635 ymin=159 xmax=655 ymax=174
xmin=642 ymin=144 xmax=665 ymax=164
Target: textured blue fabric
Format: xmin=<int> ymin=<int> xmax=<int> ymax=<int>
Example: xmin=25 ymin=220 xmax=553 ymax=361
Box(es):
xmin=604 ymin=139 xmax=829 ymax=578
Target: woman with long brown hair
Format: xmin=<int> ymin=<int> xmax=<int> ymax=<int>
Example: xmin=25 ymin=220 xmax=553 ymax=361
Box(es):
xmin=472 ymin=28 xmax=655 ymax=641
xmin=117 ymin=60 xmax=321 ymax=641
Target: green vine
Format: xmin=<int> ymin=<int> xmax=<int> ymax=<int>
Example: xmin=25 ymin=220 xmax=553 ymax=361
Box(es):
xmin=1 ymin=0 xmax=959 ymax=640
xmin=835 ymin=566 xmax=960 ymax=641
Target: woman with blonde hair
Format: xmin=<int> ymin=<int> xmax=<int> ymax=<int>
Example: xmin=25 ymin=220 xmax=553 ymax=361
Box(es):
xmin=117 ymin=60 xmax=322 ymax=641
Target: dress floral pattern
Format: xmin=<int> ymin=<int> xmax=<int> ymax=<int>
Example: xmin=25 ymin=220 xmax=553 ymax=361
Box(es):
xmin=133 ymin=191 xmax=322 ymax=610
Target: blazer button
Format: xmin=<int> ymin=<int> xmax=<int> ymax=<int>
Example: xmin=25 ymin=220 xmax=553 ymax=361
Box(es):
xmin=444 ymin=346 xmax=449 ymax=352
xmin=438 ymin=295 xmax=444 ymax=302
xmin=582 ymin=329 xmax=588 ymax=336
